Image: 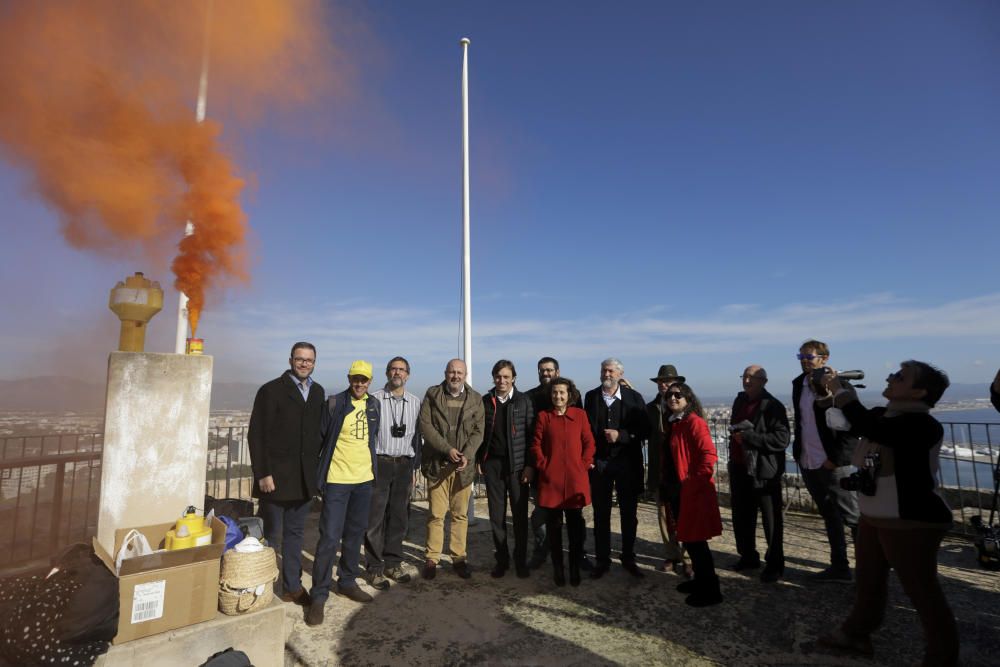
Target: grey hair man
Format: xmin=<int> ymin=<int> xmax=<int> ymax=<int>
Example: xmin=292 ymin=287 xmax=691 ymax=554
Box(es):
xmin=728 ymin=365 xmax=790 ymax=583
xmin=584 ymin=358 xmax=649 ymax=579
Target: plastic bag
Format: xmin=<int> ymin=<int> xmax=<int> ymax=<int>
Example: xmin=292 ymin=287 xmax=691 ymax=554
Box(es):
xmin=114 ymin=529 xmax=154 ymax=574
xmin=825 ymin=407 xmax=852 ymax=432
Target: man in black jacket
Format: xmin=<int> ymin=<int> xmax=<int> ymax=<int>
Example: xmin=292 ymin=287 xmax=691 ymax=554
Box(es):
xmin=248 ymin=342 xmax=325 ymax=606
xmin=479 ymin=360 xmax=536 ymax=578
xmin=729 ymin=365 xmax=790 ymax=583
xmin=585 ymin=358 xmax=648 ymax=578
xmin=792 ymin=339 xmax=859 ymax=582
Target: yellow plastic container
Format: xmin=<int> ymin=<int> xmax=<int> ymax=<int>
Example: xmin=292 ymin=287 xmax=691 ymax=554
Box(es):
xmin=164 ymin=511 xmax=213 ymax=550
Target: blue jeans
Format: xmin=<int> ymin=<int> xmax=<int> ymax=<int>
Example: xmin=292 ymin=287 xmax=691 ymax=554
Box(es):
xmin=310 ymin=481 xmax=374 ymax=602
xmin=258 ymin=497 xmax=312 ymax=595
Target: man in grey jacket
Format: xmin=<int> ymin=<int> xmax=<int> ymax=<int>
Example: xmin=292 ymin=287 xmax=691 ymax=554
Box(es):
xmin=419 ymin=358 xmax=485 ymax=580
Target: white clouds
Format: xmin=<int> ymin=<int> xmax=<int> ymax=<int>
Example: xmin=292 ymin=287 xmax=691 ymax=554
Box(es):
xmin=201 ymin=291 xmax=1000 ymax=388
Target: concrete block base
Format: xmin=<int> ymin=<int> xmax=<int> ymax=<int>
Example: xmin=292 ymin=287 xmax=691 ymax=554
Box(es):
xmin=97 ymin=600 xmax=284 ymax=667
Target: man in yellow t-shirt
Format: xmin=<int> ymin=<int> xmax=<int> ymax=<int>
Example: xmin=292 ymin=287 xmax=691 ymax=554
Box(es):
xmin=307 ymin=360 xmax=381 ymax=627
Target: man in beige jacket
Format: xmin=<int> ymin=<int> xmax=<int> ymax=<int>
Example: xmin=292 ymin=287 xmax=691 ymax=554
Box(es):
xmin=419 ymin=358 xmax=485 ymax=580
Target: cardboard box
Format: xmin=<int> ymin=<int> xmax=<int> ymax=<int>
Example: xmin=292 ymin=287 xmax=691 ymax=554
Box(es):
xmin=93 ymin=518 xmax=226 ymax=644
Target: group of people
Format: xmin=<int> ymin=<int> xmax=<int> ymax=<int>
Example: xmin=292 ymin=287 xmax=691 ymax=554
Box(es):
xmin=248 ymin=339 xmax=973 ymax=665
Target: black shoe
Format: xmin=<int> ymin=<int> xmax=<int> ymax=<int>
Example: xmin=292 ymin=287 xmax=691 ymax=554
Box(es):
xmin=676 ymin=580 xmax=696 ymax=594
xmin=731 ymin=558 xmax=762 ymax=572
xmin=491 ymin=563 xmax=508 ymax=578
xmin=305 ymin=600 xmax=325 ymax=626
xmin=553 ymin=567 xmax=566 ymax=587
xmin=453 ymin=561 xmax=472 ymax=579
xmin=515 ymin=564 xmax=530 ymax=579
xmin=589 ymin=563 xmax=609 ymax=579
xmin=760 ymin=568 xmax=782 ymax=584
xmin=579 ymin=555 xmax=594 ymax=572
xmin=622 ymin=560 xmax=645 ymax=579
xmin=336 ymin=585 xmax=373 ymax=603
xmin=810 ymin=566 xmax=852 ymax=583
xmin=421 ymin=560 xmax=437 ymax=580
xmin=527 ymin=551 xmax=548 ymax=569
xmin=817 ymin=628 xmax=874 ymax=657
xmin=685 ymin=590 xmax=724 ymax=607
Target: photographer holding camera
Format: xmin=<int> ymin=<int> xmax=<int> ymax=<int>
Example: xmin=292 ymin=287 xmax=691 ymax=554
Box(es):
xmin=791 ymin=340 xmax=859 ymax=582
xmin=816 ymin=361 xmax=958 ymax=666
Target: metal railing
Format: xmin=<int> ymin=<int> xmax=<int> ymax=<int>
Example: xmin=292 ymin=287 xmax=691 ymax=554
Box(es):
xmin=2 ymin=417 xmax=998 ymax=570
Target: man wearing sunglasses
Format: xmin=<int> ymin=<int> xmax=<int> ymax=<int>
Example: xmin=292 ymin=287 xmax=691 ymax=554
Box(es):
xmin=791 ymin=339 xmax=860 ymax=583
xmin=248 ymin=342 xmax=326 ymax=608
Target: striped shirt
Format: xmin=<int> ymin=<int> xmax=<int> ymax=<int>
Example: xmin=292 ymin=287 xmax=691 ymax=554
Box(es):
xmin=370 ymin=386 xmax=422 ymax=457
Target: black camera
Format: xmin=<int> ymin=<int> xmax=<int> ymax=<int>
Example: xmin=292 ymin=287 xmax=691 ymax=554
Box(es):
xmin=840 ymin=451 xmax=880 ymax=496
xmin=390 ymin=424 xmax=407 ymax=438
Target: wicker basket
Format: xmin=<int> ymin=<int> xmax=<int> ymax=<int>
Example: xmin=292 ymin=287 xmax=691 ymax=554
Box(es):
xmin=218 ymin=546 xmax=278 ymax=615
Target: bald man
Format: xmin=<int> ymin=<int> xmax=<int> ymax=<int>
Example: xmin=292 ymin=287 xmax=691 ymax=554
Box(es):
xmin=728 ymin=365 xmax=790 ymax=583
xmin=418 ymin=359 xmax=485 ymax=580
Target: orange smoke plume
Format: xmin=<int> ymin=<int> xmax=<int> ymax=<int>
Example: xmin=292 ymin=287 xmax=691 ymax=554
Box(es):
xmin=0 ymin=1 xmax=349 ymax=336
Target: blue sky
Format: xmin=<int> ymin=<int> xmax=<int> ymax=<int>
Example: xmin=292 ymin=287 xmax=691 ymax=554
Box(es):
xmin=1 ymin=1 xmax=999 ymax=400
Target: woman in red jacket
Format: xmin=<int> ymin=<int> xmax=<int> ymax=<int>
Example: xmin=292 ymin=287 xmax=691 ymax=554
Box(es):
xmin=530 ymin=377 xmax=596 ymax=586
xmin=663 ymin=382 xmax=724 ymax=607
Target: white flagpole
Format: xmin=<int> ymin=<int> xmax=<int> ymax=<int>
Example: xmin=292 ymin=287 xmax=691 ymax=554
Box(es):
xmin=460 ymin=37 xmax=472 ymax=384
xmin=460 ymin=37 xmax=485 ymax=529
xmin=174 ymin=0 xmax=214 ymax=353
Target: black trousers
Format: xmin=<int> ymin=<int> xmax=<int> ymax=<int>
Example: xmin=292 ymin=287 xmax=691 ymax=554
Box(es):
xmin=544 ymin=508 xmax=585 ymax=567
xmin=729 ymin=464 xmax=785 ymax=572
xmin=484 ymin=455 xmax=529 ymax=567
xmin=364 ymin=455 xmax=414 ymax=573
xmin=589 ymin=457 xmax=641 ymax=565
xmin=258 ymin=497 xmax=311 ymax=594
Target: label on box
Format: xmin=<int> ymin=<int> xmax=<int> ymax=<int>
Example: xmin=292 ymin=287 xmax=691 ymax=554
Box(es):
xmin=130 ymin=579 xmax=166 ymax=624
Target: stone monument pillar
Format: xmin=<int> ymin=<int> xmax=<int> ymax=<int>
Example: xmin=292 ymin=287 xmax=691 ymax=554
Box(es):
xmin=96 ymin=352 xmax=213 ymax=555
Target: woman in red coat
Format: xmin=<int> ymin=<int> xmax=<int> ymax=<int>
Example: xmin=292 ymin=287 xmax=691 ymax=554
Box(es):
xmin=663 ymin=382 xmax=724 ymax=607
xmin=530 ymin=377 xmax=596 ymax=587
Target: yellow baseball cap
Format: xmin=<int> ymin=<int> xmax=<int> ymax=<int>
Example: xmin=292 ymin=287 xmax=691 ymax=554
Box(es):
xmin=348 ymin=360 xmax=373 ymax=380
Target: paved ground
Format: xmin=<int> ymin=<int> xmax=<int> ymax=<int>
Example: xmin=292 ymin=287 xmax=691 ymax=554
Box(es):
xmin=280 ymin=498 xmax=999 ymax=666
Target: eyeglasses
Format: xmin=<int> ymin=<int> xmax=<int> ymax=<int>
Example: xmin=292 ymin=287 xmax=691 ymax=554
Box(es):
xmin=292 ymin=357 xmax=315 ymax=366
xmin=665 ymin=392 xmax=684 ymax=399
xmin=796 ymin=353 xmax=824 ymax=361
xmin=388 ymin=367 xmax=409 ymax=374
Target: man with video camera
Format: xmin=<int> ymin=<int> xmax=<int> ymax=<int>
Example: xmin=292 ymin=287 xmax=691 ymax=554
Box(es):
xmin=791 ymin=339 xmax=859 ymax=582
xmin=815 ymin=361 xmax=958 ymax=666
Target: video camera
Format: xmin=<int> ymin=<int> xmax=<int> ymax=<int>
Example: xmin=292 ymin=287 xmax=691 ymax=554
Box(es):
xmin=811 ymin=367 xmax=866 ymax=389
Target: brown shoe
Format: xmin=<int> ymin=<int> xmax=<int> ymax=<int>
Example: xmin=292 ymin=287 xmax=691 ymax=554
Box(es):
xmin=422 ymin=559 xmax=437 ymax=580
xmin=280 ymin=588 xmax=312 ymax=606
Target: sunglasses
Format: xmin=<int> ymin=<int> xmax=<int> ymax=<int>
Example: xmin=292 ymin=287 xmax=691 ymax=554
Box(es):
xmin=887 ymin=370 xmax=905 ymax=382
xmin=796 ymin=353 xmax=824 ymax=361
xmin=665 ymin=392 xmax=684 ymax=399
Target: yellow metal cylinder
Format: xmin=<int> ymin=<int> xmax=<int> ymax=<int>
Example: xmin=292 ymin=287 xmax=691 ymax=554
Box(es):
xmin=109 ymin=272 xmax=163 ymax=352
